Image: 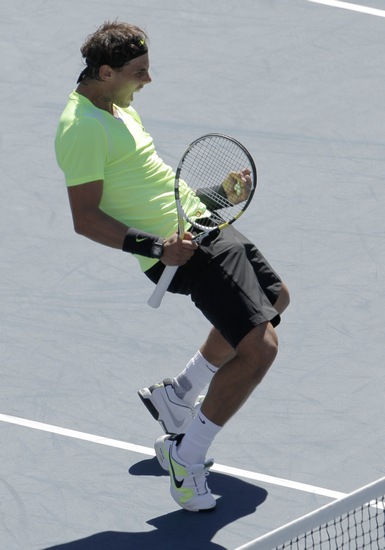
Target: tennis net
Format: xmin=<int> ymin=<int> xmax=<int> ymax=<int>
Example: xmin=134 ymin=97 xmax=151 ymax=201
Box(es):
xmin=235 ymin=476 xmax=385 ymax=550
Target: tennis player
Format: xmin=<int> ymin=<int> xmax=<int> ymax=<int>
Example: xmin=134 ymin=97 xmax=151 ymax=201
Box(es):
xmin=55 ymin=21 xmax=290 ymax=512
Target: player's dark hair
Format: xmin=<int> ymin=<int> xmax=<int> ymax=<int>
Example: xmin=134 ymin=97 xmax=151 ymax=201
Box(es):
xmin=77 ymin=21 xmax=148 ymax=83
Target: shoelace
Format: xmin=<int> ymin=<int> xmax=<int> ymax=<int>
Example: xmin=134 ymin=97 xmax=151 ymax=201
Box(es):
xmin=184 ymin=459 xmax=214 ymax=494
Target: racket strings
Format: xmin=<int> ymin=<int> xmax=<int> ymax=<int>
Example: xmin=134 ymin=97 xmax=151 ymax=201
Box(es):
xmin=178 ymin=136 xmax=254 ymax=225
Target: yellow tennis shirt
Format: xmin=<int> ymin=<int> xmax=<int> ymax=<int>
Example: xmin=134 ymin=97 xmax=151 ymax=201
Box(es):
xmin=55 ymin=91 xmax=206 ymax=271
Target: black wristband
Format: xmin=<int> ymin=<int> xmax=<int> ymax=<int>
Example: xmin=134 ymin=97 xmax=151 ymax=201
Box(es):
xmin=122 ymin=228 xmax=164 ymax=259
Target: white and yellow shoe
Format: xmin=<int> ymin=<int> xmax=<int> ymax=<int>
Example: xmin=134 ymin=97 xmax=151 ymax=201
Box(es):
xmin=154 ymin=433 xmax=216 ymax=512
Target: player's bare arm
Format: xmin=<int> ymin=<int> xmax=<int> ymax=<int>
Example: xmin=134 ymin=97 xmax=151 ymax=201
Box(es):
xmin=67 ymin=180 xmax=129 ymax=248
xmin=67 ymin=180 xmax=196 ymax=265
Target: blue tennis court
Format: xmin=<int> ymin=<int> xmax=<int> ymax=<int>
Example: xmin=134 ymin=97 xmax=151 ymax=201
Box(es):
xmin=1 ymin=1 xmax=384 ymax=548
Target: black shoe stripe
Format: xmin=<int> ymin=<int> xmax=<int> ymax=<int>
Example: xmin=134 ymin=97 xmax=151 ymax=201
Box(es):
xmin=137 ymin=391 xmax=159 ymax=421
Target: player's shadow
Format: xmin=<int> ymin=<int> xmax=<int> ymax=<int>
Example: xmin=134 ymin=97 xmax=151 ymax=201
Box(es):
xmin=44 ymin=457 xmax=268 ymax=550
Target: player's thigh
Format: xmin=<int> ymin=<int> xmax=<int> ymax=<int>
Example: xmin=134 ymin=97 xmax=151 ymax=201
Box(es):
xmin=189 ymin=244 xmax=280 ymax=349
xmin=228 ymin=226 xmax=282 ymax=305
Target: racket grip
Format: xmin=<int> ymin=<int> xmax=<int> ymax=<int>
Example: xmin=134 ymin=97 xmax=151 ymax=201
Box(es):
xmin=147 ymin=265 xmax=178 ymax=308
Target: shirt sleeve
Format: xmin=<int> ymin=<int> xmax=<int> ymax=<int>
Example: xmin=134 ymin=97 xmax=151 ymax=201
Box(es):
xmin=56 ymin=116 xmax=108 ymax=186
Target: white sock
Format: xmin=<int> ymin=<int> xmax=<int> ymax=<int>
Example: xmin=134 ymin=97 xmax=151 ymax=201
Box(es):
xmin=177 ymin=410 xmax=221 ymax=465
xmin=173 ymin=350 xmax=217 ymax=408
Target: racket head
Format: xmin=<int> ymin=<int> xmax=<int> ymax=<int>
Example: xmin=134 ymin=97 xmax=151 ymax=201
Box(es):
xmin=174 ymin=133 xmax=257 ymax=233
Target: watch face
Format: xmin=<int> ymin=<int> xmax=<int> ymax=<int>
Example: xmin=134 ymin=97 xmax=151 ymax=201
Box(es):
xmin=152 ymin=242 xmax=163 ymax=258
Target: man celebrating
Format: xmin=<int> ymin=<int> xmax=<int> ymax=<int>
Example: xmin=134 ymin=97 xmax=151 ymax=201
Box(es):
xmin=55 ymin=21 xmax=289 ymax=512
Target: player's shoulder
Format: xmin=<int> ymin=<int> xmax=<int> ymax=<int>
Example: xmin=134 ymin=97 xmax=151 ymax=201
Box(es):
xmin=59 ymin=92 xmax=106 ymax=133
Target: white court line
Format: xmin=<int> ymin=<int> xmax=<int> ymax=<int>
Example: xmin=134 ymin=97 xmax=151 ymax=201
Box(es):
xmin=0 ymin=412 xmax=345 ymax=501
xmin=307 ymin=0 xmax=385 ymax=17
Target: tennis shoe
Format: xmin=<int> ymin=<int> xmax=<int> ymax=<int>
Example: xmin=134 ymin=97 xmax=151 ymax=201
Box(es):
xmin=155 ymin=433 xmax=216 ymax=512
xmin=138 ymin=378 xmax=204 ymax=434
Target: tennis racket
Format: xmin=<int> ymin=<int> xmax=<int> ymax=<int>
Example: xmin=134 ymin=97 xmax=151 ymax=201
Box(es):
xmin=147 ymin=133 xmax=257 ymax=308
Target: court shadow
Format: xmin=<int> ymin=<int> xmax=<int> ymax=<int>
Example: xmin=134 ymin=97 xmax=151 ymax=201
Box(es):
xmin=44 ymin=457 xmax=268 ymax=550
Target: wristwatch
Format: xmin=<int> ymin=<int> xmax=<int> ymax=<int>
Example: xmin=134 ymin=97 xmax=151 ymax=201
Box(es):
xmin=150 ymin=237 xmax=164 ymax=259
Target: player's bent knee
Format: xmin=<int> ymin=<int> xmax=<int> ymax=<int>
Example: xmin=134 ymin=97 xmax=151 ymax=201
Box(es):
xmin=237 ymin=323 xmax=278 ymax=366
xmin=259 ymin=327 xmax=278 ymax=366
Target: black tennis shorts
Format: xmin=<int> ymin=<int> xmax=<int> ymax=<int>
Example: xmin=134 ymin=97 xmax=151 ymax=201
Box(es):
xmin=145 ymin=225 xmax=282 ymax=348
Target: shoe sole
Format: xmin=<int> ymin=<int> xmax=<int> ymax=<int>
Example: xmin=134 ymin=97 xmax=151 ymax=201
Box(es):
xmin=137 ymin=387 xmax=172 ymax=434
xmin=154 ymin=438 xmax=169 ymax=471
xmin=137 ymin=387 xmax=160 ymax=421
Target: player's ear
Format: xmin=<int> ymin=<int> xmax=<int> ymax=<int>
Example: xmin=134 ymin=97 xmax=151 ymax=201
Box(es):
xmin=99 ymin=65 xmax=114 ymax=81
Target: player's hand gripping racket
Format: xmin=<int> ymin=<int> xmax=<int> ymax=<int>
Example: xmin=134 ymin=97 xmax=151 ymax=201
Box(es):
xmin=147 ymin=133 xmax=257 ymax=308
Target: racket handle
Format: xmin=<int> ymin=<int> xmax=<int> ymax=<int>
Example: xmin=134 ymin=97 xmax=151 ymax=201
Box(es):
xmin=147 ymin=265 xmax=178 ymax=308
